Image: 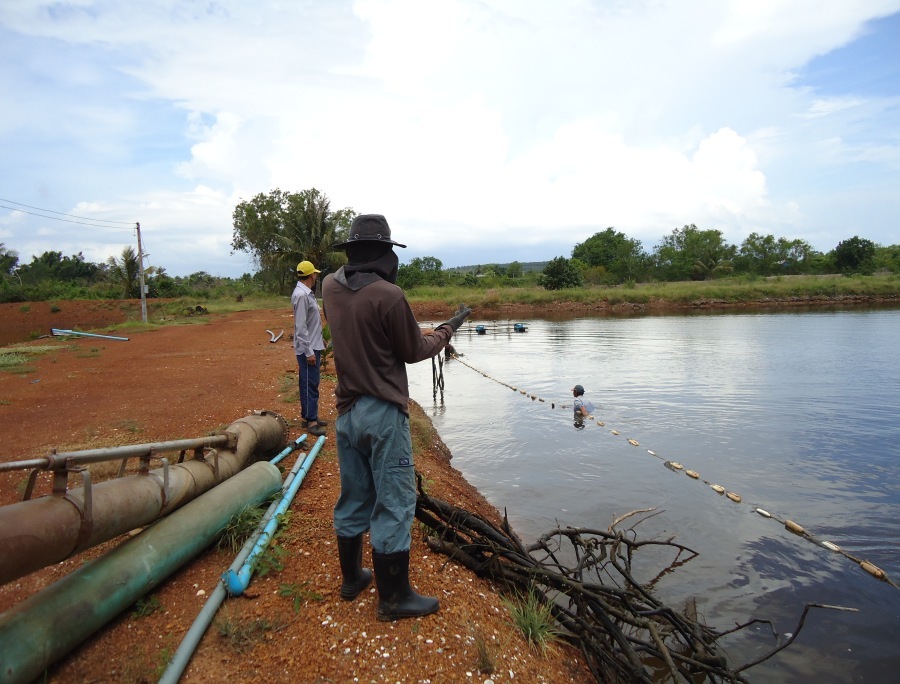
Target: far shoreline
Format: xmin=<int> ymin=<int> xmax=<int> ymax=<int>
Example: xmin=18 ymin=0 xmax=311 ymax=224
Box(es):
xmin=2 ymin=292 xmax=900 ymax=347
xmin=407 ymin=292 xmax=900 ymax=321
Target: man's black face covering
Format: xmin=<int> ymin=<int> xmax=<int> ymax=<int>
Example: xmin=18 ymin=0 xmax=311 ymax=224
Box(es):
xmin=342 ymin=243 xmax=399 ymax=288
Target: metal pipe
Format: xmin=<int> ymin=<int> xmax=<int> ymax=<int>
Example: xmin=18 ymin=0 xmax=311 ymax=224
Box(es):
xmin=0 ymin=411 xmax=288 ymax=586
xmin=0 ymin=460 xmax=283 ymax=684
xmin=223 ymin=434 xmax=325 ymax=596
xmin=0 ymin=435 xmax=231 ymax=474
xmin=51 ymin=329 xmax=129 ymax=341
xmin=159 ymin=443 xmax=317 ymax=684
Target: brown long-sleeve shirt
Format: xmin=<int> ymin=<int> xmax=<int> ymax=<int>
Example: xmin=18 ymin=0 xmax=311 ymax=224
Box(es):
xmin=322 ymin=270 xmax=453 ymax=415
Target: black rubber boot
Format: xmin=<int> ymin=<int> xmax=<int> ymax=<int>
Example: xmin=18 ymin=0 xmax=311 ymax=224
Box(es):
xmin=372 ymin=550 xmax=439 ymax=621
xmin=337 ymin=534 xmax=372 ymax=601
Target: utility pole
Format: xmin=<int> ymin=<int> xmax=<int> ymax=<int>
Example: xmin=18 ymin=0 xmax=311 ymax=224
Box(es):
xmin=136 ymin=222 xmax=148 ymax=323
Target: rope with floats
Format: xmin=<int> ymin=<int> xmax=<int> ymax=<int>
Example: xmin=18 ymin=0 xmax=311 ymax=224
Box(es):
xmin=447 ymin=352 xmax=896 ymax=590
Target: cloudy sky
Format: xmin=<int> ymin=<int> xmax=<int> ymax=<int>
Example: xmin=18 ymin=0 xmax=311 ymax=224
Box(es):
xmin=1 ymin=1 xmax=899 ymax=278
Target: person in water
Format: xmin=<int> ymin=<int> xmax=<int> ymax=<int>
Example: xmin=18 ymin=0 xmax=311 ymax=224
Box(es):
xmin=572 ymin=384 xmax=595 ymax=418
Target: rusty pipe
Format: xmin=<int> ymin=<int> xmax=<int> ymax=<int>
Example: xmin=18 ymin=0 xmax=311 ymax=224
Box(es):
xmin=0 ymin=411 xmax=287 ymax=587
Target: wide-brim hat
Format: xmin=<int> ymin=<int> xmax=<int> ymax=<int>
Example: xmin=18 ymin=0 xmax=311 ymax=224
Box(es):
xmin=333 ymin=214 xmax=407 ymax=249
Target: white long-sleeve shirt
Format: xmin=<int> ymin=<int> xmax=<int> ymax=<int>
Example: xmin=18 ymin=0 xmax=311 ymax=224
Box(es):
xmin=291 ymin=280 xmax=325 ymax=357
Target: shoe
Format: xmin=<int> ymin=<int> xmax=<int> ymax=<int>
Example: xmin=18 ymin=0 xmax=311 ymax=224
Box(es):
xmin=312 ymin=419 xmax=329 ymax=427
xmin=372 ymin=550 xmax=439 ymax=621
xmin=305 ymin=421 xmax=326 ymax=437
xmin=337 ymin=534 xmax=373 ymax=601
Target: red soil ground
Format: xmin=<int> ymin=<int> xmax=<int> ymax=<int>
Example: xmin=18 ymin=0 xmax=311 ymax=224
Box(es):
xmin=0 ymin=300 xmax=590 ymax=684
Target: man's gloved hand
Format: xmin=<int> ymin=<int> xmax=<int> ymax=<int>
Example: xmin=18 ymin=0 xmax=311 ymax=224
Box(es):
xmin=439 ymin=303 xmax=473 ymax=332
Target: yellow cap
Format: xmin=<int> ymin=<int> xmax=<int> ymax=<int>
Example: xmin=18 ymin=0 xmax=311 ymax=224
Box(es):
xmin=296 ymin=260 xmax=321 ymax=277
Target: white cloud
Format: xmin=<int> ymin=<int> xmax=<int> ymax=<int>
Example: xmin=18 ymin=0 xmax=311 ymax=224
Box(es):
xmin=2 ymin=0 xmax=899 ymax=275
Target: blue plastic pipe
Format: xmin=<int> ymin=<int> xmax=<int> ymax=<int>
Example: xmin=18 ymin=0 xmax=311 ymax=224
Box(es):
xmin=158 ymin=434 xmax=325 ymax=684
xmin=223 ymin=434 xmax=325 ymax=595
xmin=269 ymin=434 xmax=306 ymax=466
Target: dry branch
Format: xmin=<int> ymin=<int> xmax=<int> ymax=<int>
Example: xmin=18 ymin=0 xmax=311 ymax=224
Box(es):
xmin=416 ymin=475 xmax=854 ymax=683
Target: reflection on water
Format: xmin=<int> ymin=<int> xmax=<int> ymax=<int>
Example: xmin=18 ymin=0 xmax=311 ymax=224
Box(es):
xmin=409 ymin=308 xmax=900 ymax=683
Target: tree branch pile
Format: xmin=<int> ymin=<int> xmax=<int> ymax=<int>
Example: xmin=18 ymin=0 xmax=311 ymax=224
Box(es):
xmin=415 ymin=477 xmax=855 ymax=683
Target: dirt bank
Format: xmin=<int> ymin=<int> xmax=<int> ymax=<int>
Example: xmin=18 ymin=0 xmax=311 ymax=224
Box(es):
xmin=2 ymin=293 xmax=896 ymax=682
xmin=0 ymin=302 xmax=589 ymax=683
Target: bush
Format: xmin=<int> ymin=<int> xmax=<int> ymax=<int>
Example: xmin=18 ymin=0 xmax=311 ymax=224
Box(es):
xmin=539 ymin=256 xmax=583 ymax=290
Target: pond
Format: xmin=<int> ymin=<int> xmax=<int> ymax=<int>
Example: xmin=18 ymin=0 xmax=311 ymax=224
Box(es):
xmin=408 ymin=307 xmax=900 ymax=683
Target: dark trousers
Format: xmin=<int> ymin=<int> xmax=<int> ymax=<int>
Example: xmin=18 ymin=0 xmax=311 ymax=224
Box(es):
xmin=297 ymin=350 xmax=321 ymax=422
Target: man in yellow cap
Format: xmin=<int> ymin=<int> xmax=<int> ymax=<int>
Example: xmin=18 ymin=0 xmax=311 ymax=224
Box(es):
xmin=292 ymin=260 xmax=326 ymax=437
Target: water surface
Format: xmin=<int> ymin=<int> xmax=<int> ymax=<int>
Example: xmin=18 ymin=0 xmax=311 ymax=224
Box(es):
xmin=408 ymin=309 xmax=900 ymax=683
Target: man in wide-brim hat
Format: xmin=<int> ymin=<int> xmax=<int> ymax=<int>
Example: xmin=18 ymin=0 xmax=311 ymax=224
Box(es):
xmin=322 ymin=214 xmax=472 ymax=621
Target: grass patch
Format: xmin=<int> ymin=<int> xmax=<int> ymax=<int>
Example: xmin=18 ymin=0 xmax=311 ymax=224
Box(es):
xmin=0 ymin=344 xmax=61 ymax=371
xmin=279 ymin=581 xmax=324 ymax=612
xmin=405 ymin=273 xmax=900 ymax=310
xmin=6 ymin=364 xmax=38 ymax=375
xmin=502 ymin=590 xmax=558 ymax=654
xmin=132 ymin=595 xmax=162 ymax=618
xmin=278 ymin=372 xmax=298 ymax=403
xmin=155 ymin=295 xmax=286 ymax=320
xmin=472 ymin=627 xmax=496 ymax=675
xmin=217 ymin=501 xmax=289 ymax=577
xmin=112 ymin=418 xmax=143 ymax=434
xmin=154 ymin=646 xmax=174 ymax=680
xmin=218 ymin=503 xmax=269 ymax=554
xmin=254 ymin=535 xmax=288 ymax=577
xmin=0 ymin=352 xmax=27 ymax=370
xmin=214 ymin=610 xmax=284 ymax=653
xmin=410 ymin=413 xmax=439 ymax=457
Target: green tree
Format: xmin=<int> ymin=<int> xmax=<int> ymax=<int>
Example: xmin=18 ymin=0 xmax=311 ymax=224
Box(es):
xmin=231 ymin=188 xmax=354 ymax=294
xmin=693 ymin=248 xmax=734 ymax=280
xmin=105 ymin=246 xmax=141 ymax=298
xmin=572 ymin=228 xmax=647 ymax=283
xmin=149 ymin=267 xmax=189 ymax=298
xmin=0 ymin=243 xmax=18 ymax=278
xmin=17 ymin=251 xmax=102 ymax=284
xmin=652 ymin=224 xmax=736 ymax=281
xmin=397 ymin=256 xmax=444 ymax=289
xmin=832 ymin=236 xmax=877 ymax=274
xmin=776 ymin=238 xmax=816 ymax=274
xmin=735 ymin=233 xmax=777 ymax=275
xmin=735 ymin=233 xmax=816 ymax=276
xmin=462 ymin=272 xmax=478 ymax=287
xmin=874 ymin=244 xmax=900 ymax=273
xmin=506 ymin=261 xmax=523 ymax=279
xmin=539 ymin=256 xmax=583 ymax=290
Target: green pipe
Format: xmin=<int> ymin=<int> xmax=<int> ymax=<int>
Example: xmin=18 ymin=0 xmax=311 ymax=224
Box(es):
xmin=0 ymin=461 xmax=282 ymax=684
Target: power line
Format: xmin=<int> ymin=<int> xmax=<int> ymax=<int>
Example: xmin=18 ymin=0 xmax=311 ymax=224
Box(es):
xmin=0 ymin=204 xmax=132 ymax=229
xmin=0 ymin=197 xmax=134 ymax=227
